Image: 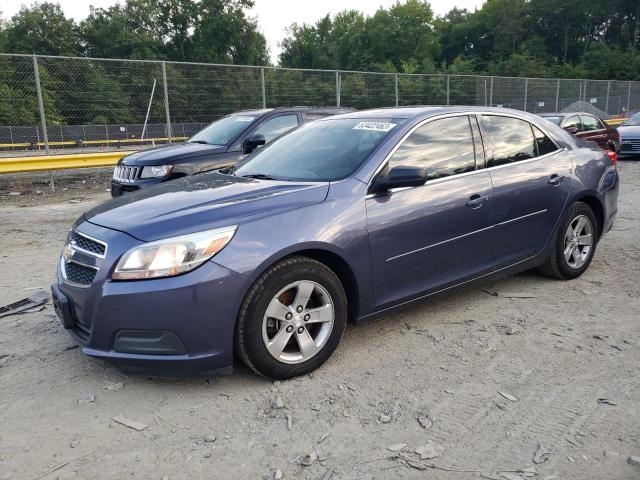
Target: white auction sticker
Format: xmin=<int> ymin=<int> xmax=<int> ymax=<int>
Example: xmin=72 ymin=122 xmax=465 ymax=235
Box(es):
xmin=234 ymin=116 xmax=255 ymax=122
xmin=353 ymin=121 xmax=397 ymax=132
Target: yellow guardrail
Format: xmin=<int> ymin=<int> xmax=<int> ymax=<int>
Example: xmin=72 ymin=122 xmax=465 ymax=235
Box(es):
xmin=605 ymin=118 xmax=626 ymax=126
xmin=0 ymin=136 xmax=188 ymax=149
xmin=0 ymin=151 xmax=135 ymax=174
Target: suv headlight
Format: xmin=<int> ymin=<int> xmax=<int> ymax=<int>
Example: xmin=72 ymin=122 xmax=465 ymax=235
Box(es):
xmin=140 ymin=165 xmax=173 ymax=178
xmin=112 ymin=226 xmax=237 ymax=280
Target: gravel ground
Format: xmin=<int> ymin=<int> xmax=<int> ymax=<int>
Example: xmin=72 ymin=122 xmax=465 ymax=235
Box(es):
xmin=0 ymin=163 xmax=639 ymax=480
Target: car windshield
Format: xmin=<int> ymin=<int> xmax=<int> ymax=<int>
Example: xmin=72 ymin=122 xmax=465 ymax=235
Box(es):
xmin=234 ymin=118 xmax=398 ymax=181
xmin=188 ymin=114 xmax=256 ymax=145
xmin=622 ymin=113 xmax=640 ymax=126
xmin=542 ymin=116 xmax=562 ymax=125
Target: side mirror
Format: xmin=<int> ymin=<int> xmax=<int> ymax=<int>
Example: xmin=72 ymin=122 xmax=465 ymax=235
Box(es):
xmin=564 ymin=126 xmax=579 ymax=135
xmin=371 ymin=165 xmax=428 ymax=194
xmin=243 ymin=133 xmax=266 ymax=153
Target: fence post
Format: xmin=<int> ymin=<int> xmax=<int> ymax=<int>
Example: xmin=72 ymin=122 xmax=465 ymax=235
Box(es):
xmin=583 ymin=79 xmax=587 ymax=102
xmin=605 ymin=80 xmax=611 ymax=114
xmin=489 ymin=77 xmax=494 ymax=107
xmin=394 ymin=73 xmax=399 ymax=107
xmin=261 ymin=67 xmax=266 ymax=109
xmin=523 ymin=78 xmax=528 ymax=111
xmin=446 ymin=75 xmax=450 ymax=106
xmin=32 ymin=55 xmax=49 ymax=156
xmin=161 ymin=61 xmax=173 ymax=141
xmin=555 ymin=79 xmax=560 ymax=111
xmin=627 ymin=81 xmax=632 ymax=113
xmin=336 ymin=71 xmax=341 ymax=107
xmin=33 ymin=54 xmax=55 ymax=192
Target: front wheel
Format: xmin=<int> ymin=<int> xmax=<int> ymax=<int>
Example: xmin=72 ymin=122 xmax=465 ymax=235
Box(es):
xmin=539 ymin=202 xmax=598 ymax=280
xmin=235 ymin=256 xmax=347 ymax=379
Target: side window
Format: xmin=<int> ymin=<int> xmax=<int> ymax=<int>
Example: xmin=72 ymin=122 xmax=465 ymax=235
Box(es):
xmin=482 ymin=115 xmax=536 ymax=167
xmin=389 ymin=116 xmax=476 ymax=180
xmin=252 ymin=115 xmax=299 ymax=143
xmin=564 ymin=115 xmax=582 ymax=131
xmin=581 ymin=115 xmax=603 ymax=131
xmin=532 ymin=125 xmax=558 ymax=156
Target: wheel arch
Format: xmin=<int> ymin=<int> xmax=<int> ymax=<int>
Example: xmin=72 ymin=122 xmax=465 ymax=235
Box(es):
xmin=575 ymin=194 xmax=604 ymax=238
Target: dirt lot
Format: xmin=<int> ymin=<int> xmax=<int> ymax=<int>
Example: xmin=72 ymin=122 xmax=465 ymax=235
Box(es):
xmin=0 ymin=163 xmax=639 ymax=480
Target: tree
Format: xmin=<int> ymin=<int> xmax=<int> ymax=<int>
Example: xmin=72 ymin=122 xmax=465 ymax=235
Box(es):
xmin=5 ymin=2 xmax=78 ymax=55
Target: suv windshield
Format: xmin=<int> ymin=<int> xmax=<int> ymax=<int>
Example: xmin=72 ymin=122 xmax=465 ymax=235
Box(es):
xmin=188 ymin=115 xmax=256 ymax=145
xmin=622 ymin=113 xmax=640 ymax=126
xmin=234 ymin=118 xmax=398 ymax=181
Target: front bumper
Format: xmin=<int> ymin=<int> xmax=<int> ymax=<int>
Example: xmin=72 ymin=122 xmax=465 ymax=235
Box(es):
xmin=111 ymin=177 xmax=166 ymax=197
xmin=53 ymin=222 xmax=250 ymax=376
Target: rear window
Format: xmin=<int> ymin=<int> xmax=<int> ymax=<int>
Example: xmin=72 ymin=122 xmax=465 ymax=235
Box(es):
xmin=482 ymin=116 xmax=536 ymax=167
xmin=541 ymin=116 xmax=562 ymax=125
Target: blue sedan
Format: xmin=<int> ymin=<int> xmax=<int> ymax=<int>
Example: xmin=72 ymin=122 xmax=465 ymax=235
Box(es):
xmin=52 ymin=107 xmax=619 ymax=379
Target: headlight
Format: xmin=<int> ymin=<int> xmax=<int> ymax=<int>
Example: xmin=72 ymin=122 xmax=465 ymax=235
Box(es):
xmin=140 ymin=165 xmax=173 ymax=178
xmin=112 ymin=226 xmax=237 ymax=280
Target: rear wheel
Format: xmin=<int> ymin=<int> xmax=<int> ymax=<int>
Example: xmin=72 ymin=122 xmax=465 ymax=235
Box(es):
xmin=539 ymin=202 xmax=598 ymax=280
xmin=235 ymin=256 xmax=347 ymax=379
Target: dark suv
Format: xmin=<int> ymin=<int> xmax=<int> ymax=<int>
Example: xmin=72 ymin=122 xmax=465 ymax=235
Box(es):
xmin=539 ymin=112 xmax=620 ymax=152
xmin=111 ymin=107 xmax=351 ymax=197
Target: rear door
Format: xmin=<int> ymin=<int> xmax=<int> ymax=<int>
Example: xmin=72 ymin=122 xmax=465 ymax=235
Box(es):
xmin=480 ymin=115 xmax=573 ymax=268
xmin=580 ymin=115 xmax=609 ymax=149
xmin=366 ymin=115 xmax=495 ymax=307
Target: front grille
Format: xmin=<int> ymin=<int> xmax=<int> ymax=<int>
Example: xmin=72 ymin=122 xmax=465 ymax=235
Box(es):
xmin=69 ymin=231 xmax=106 ymax=256
xmin=113 ymin=165 xmax=141 ymax=182
xmin=63 ymin=261 xmax=97 ymax=286
xmin=621 ymin=138 xmax=640 ymax=152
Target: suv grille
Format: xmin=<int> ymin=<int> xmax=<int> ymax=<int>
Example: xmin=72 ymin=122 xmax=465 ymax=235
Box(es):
xmin=113 ymin=165 xmax=141 ymax=182
xmin=63 ymin=262 xmax=97 ymax=286
xmin=622 ymin=138 xmax=640 ymax=152
xmin=69 ymin=231 xmax=106 ymax=256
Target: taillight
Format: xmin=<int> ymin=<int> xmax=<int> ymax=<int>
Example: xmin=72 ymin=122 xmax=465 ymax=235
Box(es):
xmin=605 ymin=149 xmax=617 ymax=166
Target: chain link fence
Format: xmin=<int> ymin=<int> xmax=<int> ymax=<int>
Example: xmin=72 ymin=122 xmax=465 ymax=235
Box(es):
xmin=2 ymin=52 xmax=640 ymax=155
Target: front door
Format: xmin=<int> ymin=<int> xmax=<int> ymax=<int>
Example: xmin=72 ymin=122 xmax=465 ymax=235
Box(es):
xmin=480 ymin=115 xmax=573 ymax=268
xmin=366 ymin=115 xmax=495 ymax=308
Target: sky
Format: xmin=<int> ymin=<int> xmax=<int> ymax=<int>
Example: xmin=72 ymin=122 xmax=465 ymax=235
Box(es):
xmin=2 ymin=0 xmax=485 ymax=62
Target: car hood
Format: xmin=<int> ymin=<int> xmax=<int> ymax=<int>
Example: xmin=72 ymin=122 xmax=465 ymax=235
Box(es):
xmin=85 ymin=172 xmax=329 ymax=241
xmin=618 ymin=125 xmax=640 ymax=138
xmin=121 ymin=143 xmax=227 ymax=165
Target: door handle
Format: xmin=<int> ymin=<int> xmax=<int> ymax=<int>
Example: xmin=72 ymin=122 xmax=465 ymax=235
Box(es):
xmin=466 ymin=194 xmax=489 ymax=208
xmin=548 ymin=174 xmax=564 ymax=186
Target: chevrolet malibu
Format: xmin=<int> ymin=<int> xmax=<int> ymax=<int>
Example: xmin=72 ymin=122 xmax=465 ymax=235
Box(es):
xmin=52 ymin=107 xmax=619 ymax=379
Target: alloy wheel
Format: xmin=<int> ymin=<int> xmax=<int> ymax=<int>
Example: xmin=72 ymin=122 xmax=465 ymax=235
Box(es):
xmin=262 ymin=280 xmax=335 ymax=364
xmin=564 ymin=214 xmax=594 ymax=269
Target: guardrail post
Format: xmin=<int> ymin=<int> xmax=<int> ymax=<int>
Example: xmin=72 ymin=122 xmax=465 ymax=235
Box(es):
xmin=523 ymin=78 xmax=528 ymax=111
xmin=161 ymin=61 xmax=173 ymax=142
xmin=336 ymin=71 xmax=341 ymax=107
xmin=555 ymin=79 xmax=560 ymax=111
xmin=261 ymin=67 xmax=266 ymax=109
xmin=394 ymin=73 xmax=399 ymax=107
xmin=33 ymin=54 xmax=54 ymax=191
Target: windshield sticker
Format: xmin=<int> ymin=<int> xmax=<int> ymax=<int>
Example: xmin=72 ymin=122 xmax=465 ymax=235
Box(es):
xmin=234 ymin=116 xmax=255 ymax=122
xmin=353 ymin=121 xmax=397 ymax=132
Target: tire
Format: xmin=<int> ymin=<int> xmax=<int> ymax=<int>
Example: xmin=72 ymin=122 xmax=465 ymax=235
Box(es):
xmin=235 ymin=256 xmax=347 ymax=379
xmin=538 ymin=202 xmax=599 ymax=280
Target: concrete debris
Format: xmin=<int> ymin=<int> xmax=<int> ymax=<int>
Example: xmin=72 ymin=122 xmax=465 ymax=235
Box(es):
xmin=417 ymin=414 xmax=433 ymax=430
xmin=414 ymin=440 xmax=443 ymax=460
xmin=628 ymin=456 xmax=640 ymax=466
xmin=78 ymin=395 xmax=95 ymax=404
xmin=111 ymin=415 xmax=147 ymax=431
xmin=387 ymin=443 xmax=407 ymax=452
xmin=103 ymin=382 xmax=124 ymax=392
xmin=204 ymin=434 xmax=216 ymax=443
xmin=498 ymin=391 xmax=518 ymax=402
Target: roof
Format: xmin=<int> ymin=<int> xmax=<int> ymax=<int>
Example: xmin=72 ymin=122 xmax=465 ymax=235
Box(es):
xmin=332 ymin=105 xmax=551 ymax=121
xmin=539 ymin=112 xmax=601 ymax=118
xmin=229 ymin=106 xmax=354 ymax=117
